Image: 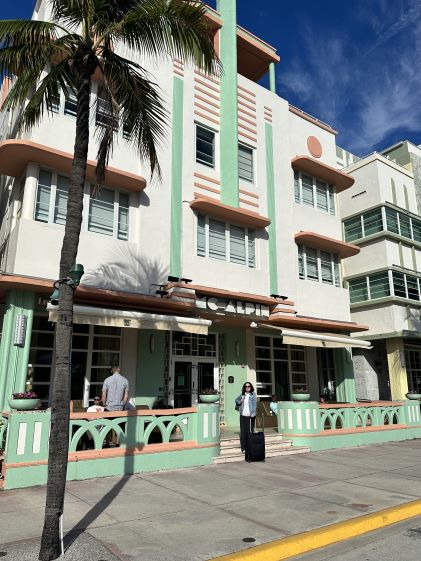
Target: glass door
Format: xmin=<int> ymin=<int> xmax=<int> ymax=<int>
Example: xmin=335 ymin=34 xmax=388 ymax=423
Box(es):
xmin=198 ymin=361 xmax=216 ymax=393
xmin=173 ymin=361 xmax=192 ymax=408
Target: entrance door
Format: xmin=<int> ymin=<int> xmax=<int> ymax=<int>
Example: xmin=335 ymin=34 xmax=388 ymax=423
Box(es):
xmin=171 ymin=359 xmax=216 ymax=407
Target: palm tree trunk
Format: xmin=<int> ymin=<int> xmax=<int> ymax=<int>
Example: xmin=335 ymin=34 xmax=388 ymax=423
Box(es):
xmin=39 ymin=58 xmax=92 ymax=561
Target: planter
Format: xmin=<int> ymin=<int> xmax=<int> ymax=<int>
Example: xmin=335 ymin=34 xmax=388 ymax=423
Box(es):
xmin=291 ymin=393 xmax=311 ymax=402
xmin=405 ymin=393 xmax=421 ymax=400
xmin=8 ymin=398 xmax=40 ymax=411
xmin=199 ymin=394 xmax=220 ymax=404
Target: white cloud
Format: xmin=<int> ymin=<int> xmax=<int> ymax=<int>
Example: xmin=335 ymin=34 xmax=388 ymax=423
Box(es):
xmin=279 ymin=0 xmax=421 ymax=155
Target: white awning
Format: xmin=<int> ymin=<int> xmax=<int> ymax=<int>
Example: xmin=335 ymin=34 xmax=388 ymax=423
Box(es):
xmin=48 ymin=305 xmax=212 ymax=334
xmin=252 ymin=323 xmax=372 ymax=349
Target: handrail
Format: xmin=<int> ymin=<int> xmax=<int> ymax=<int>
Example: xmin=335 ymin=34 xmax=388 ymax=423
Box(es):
xmin=70 ymin=406 xmax=198 ymax=419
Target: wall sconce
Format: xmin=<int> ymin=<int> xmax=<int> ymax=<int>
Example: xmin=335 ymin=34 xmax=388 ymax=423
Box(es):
xmin=234 ymin=340 xmax=240 ymax=358
xmin=399 ymin=350 xmax=406 ymax=368
xmin=14 ymin=314 xmax=27 ymax=347
xmin=149 ymin=334 xmax=155 ymax=354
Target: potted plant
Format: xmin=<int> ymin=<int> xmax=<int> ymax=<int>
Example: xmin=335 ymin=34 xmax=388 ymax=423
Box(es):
xmin=405 ymin=392 xmax=421 ymax=400
xmin=199 ymin=388 xmax=220 ymax=404
xmin=291 ymin=387 xmax=311 ymax=401
xmin=9 ymin=391 xmax=40 ymax=411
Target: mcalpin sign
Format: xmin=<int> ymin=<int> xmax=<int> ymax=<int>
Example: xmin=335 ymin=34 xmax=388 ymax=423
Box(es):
xmin=195 ymin=295 xmax=270 ymax=318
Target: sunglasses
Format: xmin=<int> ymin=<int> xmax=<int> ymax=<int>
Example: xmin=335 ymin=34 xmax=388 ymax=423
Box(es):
xmin=245 ymin=385 xmax=251 ymax=388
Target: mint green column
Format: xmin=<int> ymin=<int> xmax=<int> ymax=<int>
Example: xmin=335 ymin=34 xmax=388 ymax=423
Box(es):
xmin=217 ymin=0 xmax=239 ymax=207
xmin=334 ymin=348 xmax=357 ymax=403
xmin=278 ymin=401 xmax=321 ymax=435
xmin=0 ymin=290 xmax=35 ymax=411
xmin=136 ymin=330 xmax=166 ymax=408
xmin=222 ymin=327 xmax=247 ymax=428
xmin=170 ymin=76 xmax=184 ymax=276
xmin=265 ymin=123 xmax=278 ymax=294
xmin=269 ymin=62 xmax=276 ymax=94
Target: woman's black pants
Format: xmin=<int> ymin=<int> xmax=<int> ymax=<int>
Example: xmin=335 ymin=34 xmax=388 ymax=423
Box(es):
xmin=240 ymin=415 xmax=255 ymax=452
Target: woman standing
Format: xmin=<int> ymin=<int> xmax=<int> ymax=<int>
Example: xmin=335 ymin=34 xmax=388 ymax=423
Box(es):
xmin=235 ymin=382 xmax=257 ymax=459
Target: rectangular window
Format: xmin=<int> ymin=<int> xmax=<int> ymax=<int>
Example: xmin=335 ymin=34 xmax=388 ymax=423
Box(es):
xmin=54 ymin=175 xmax=69 ymax=225
xmin=406 ymin=275 xmax=419 ymax=301
xmin=89 ymin=187 xmax=115 ymax=236
xmin=392 ymin=271 xmax=406 ymax=298
xmin=298 ymin=245 xmax=340 ymax=286
xmin=117 ymin=193 xmax=129 ymax=240
xmin=238 ymin=143 xmax=254 ymax=182
xmin=64 ymin=90 xmax=77 ymax=116
xmin=349 ymin=277 xmax=369 ymax=303
xmin=316 ymin=180 xmax=328 ymax=212
xmin=196 ymin=125 xmax=215 ymax=167
xmin=369 ymin=272 xmax=390 ymax=299
xmin=197 ymin=215 xmax=255 ymax=267
xmin=344 ymin=216 xmax=363 ymax=242
xmin=385 ymin=207 xmax=399 ymax=234
xmin=328 ymin=186 xmax=335 ymax=215
xmin=301 ymin=175 xmax=314 ymax=207
xmin=294 ymin=171 xmax=300 ymax=203
xmin=412 ymin=219 xmax=421 ymax=242
xmin=363 ymin=208 xmax=383 ymax=236
xmin=96 ymin=86 xmax=114 ymax=128
xmin=399 ymin=213 xmax=411 ymax=239
xmin=35 ymin=170 xmax=52 ymax=222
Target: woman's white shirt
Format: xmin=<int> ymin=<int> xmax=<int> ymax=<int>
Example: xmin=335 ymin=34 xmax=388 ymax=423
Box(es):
xmin=242 ymin=393 xmax=251 ymax=416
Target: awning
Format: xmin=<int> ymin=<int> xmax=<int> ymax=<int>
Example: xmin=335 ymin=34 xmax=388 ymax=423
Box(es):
xmin=48 ymin=305 xmax=212 ymax=334
xmin=252 ymin=323 xmax=372 ymax=349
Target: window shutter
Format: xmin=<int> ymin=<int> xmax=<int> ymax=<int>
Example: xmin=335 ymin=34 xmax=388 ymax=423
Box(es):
xmin=118 ymin=193 xmax=129 ymax=240
xmin=35 ymin=170 xmax=52 ymax=222
xmin=320 ymin=251 xmax=333 ymax=284
xmin=230 ymin=225 xmax=246 ymax=265
xmin=301 ymin=175 xmax=314 ymax=206
xmin=89 ymin=187 xmax=115 ymax=236
xmin=305 ymin=247 xmax=319 ymax=280
xmin=294 ymin=172 xmax=300 ymax=203
xmin=197 ymin=215 xmax=206 ymax=257
xmin=196 ymin=126 xmax=215 ymax=167
xmin=209 ymin=218 xmax=226 ymax=260
xmin=238 ymin=144 xmax=254 ymax=182
xmin=316 ymin=181 xmax=328 ymax=212
xmin=248 ymin=229 xmax=256 ymax=268
xmin=54 ymin=175 xmax=69 ymax=225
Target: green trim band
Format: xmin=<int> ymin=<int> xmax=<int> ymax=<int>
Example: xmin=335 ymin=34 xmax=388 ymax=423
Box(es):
xmin=170 ymin=76 xmax=184 ymax=276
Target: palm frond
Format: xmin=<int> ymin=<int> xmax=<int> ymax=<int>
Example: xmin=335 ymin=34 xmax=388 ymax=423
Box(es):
xmin=108 ymin=0 xmax=221 ymax=76
xmin=0 ymin=19 xmax=68 ymax=47
xmin=97 ymin=48 xmax=168 ymax=179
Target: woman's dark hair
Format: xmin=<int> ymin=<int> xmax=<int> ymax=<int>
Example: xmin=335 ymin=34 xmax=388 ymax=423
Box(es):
xmin=241 ymin=381 xmax=255 ymax=394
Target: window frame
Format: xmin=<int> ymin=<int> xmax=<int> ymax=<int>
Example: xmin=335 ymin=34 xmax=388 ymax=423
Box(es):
xmin=195 ymin=123 xmax=216 ymax=168
xmin=238 ymin=142 xmax=255 ymax=183
xmin=347 ymin=269 xmax=421 ymax=303
xmin=298 ymin=244 xmax=341 ymax=287
xmin=294 ymin=170 xmax=335 ymax=215
xmin=196 ymin=214 xmax=256 ymax=268
xmin=34 ymin=167 xmax=130 ymax=241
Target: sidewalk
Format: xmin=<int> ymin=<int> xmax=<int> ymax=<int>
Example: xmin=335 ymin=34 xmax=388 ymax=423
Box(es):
xmin=2 ymin=440 xmax=421 ymax=560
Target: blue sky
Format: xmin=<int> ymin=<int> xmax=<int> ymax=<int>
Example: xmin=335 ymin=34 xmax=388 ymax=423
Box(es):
xmin=4 ymin=0 xmax=421 ymax=156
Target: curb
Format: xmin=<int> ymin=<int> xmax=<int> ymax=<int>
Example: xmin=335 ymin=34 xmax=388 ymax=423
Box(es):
xmin=211 ymin=498 xmax=421 ymax=561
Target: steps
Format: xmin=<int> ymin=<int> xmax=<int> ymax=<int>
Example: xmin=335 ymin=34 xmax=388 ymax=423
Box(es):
xmin=213 ymin=431 xmax=310 ymax=464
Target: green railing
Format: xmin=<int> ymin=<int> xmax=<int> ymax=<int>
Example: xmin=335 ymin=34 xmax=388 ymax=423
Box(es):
xmin=2 ymin=405 xmax=220 ymax=489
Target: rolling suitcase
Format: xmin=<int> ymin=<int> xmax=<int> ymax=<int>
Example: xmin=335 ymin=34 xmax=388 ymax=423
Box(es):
xmin=245 ymin=417 xmax=265 ymax=462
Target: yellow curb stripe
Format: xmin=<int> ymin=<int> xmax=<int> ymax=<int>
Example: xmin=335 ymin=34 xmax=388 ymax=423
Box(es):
xmin=212 ymin=498 xmax=421 ymax=561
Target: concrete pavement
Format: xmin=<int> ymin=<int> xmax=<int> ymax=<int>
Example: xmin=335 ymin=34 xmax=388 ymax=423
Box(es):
xmin=1 ymin=440 xmax=421 ymax=560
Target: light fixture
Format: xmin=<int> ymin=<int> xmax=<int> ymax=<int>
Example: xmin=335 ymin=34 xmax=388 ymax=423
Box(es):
xmin=13 ymin=315 xmax=27 ymax=347
xmin=180 ymin=277 xmax=192 ymax=284
xmin=149 ymin=334 xmax=155 ymax=353
xmin=167 ymin=275 xmax=180 ymax=282
xmin=234 ymin=340 xmax=240 ymax=358
xmin=156 ymin=289 xmax=168 ymax=298
xmin=48 ymin=263 xmax=85 ymax=306
xmin=270 ymin=293 xmax=288 ymax=300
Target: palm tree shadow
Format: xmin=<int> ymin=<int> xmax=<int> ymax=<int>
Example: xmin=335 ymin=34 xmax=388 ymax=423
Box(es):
xmin=64 ymin=412 xmax=139 ymax=550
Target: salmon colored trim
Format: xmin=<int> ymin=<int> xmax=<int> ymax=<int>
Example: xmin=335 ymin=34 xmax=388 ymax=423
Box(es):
xmin=239 ymin=188 xmax=259 ymax=199
xmin=194 ymin=85 xmax=220 ymax=101
xmin=194 ymin=102 xmax=220 ymax=118
xmin=320 ymin=401 xmax=404 ymax=409
xmin=0 ymin=140 xmax=147 ymax=192
xmin=238 ymin=122 xmax=258 ymax=135
xmin=237 ymin=91 xmax=256 ymax=105
xmin=238 ymin=106 xmax=256 ymax=120
xmin=264 ymin=106 xmax=273 ymax=112
xmin=236 ymin=26 xmax=280 ymax=62
xmin=264 ymin=118 xmax=273 ymax=123
xmin=239 ymin=198 xmax=259 ymax=208
xmin=180 ymin=283 xmax=295 ymax=307
xmin=70 ymin=406 xmax=198 ymax=420
xmin=291 ymin=156 xmax=354 ymax=192
xmin=289 ymin=105 xmax=338 ymax=135
xmin=194 ymin=172 xmax=221 ymax=185
xmin=194 ymin=69 xmax=220 ymax=85
xmin=203 ymin=9 xmax=223 ymax=28
xmin=295 ymin=231 xmax=360 ymax=258
xmin=195 ymin=77 xmax=220 ymax=94
xmin=239 ymin=131 xmax=257 ymax=144
xmin=238 ymin=84 xmax=256 ymax=98
xmin=194 ymin=111 xmax=220 ymax=126
xmin=284 ymin=425 xmax=414 ymax=438
xmin=238 ymin=98 xmax=256 ymax=113
xmin=194 ymin=94 xmax=220 ymax=110
xmin=194 ymin=182 xmax=220 ymax=195
xmin=268 ymin=314 xmax=368 ymax=333
xmin=173 ymin=70 xmax=184 ymax=78
xmin=190 ymin=193 xmax=269 ymax=228
xmin=238 ymin=114 xmax=257 ymax=127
